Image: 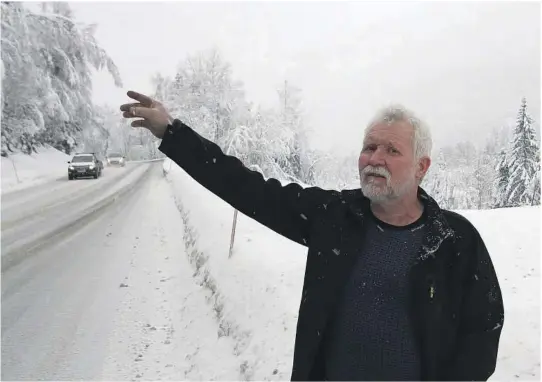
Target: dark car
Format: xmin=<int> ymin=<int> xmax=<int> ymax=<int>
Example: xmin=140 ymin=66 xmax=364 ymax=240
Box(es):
xmin=68 ymin=153 xmax=103 ymax=180
xmin=106 ymin=152 xmax=126 ymax=167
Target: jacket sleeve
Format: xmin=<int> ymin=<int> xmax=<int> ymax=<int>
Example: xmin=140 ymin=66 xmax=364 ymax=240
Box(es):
xmin=158 ymin=119 xmax=332 ymax=247
xmin=447 ymin=228 xmax=505 ymax=381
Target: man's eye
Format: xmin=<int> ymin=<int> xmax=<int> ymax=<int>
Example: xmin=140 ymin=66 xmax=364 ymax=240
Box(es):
xmin=389 ymin=147 xmax=399 ymax=154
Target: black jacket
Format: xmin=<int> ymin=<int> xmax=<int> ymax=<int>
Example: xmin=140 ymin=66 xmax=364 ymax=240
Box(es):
xmin=159 ymin=120 xmax=505 ymax=381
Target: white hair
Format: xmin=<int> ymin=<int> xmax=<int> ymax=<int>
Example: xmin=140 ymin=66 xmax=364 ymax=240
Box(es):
xmin=365 ymin=104 xmax=432 ymax=160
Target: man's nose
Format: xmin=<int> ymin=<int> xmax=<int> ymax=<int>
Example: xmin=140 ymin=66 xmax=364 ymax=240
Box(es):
xmin=368 ymin=147 xmax=386 ymax=166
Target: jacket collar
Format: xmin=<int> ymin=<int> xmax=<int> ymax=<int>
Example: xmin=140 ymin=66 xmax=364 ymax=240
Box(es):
xmin=343 ymin=187 xmax=457 ymax=261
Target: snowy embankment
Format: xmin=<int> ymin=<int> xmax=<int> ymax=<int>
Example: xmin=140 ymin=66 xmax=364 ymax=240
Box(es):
xmin=458 ymin=207 xmax=540 ymax=380
xmin=1 ymin=146 xmax=70 ymax=193
xmin=163 ymin=158 xmax=540 ymax=381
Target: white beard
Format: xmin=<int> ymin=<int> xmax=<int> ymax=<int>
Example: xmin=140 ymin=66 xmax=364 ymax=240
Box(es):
xmin=360 ymin=166 xmax=417 ymax=203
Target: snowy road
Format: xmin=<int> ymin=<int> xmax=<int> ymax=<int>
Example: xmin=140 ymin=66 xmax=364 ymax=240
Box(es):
xmin=2 ymin=163 xmax=152 ymax=270
xmin=1 ymin=162 xmax=239 ymax=381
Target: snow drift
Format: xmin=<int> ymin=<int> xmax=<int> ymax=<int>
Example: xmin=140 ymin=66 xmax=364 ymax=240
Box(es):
xmin=1 ymin=145 xmax=70 ymax=193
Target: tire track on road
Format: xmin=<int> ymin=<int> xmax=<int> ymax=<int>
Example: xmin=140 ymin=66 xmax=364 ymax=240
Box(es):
xmin=1 ymin=164 xmax=153 ymax=275
xmin=2 ymin=165 xmax=141 ymax=230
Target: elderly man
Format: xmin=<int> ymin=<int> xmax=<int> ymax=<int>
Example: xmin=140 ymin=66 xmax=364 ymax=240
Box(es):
xmin=121 ymin=91 xmax=504 ymax=381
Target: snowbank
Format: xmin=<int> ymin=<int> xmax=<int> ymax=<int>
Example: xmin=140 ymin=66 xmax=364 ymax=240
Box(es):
xmin=458 ymin=207 xmax=540 ymax=379
xmin=1 ymin=146 xmax=70 ymax=193
xmin=163 ymin=158 xmax=540 ymax=381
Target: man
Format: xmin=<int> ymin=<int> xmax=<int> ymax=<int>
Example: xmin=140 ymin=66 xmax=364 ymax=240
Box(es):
xmin=121 ymin=91 xmax=504 ymax=381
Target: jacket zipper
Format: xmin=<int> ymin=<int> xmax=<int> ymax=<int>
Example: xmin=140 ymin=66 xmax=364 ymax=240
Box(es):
xmin=428 ymin=276 xmax=435 ymax=303
xmin=425 ymin=274 xmax=439 ymax=380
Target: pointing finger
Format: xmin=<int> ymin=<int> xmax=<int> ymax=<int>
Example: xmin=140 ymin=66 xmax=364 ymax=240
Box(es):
xmin=126 ymin=91 xmax=154 ymax=106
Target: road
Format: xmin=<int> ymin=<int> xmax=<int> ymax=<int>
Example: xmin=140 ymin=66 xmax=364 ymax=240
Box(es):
xmin=2 ymin=163 xmax=150 ymax=269
xmin=1 ymin=162 xmax=238 ymax=380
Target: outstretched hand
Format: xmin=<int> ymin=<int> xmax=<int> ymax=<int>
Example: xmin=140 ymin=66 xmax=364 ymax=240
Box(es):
xmin=120 ymin=91 xmax=173 ymax=139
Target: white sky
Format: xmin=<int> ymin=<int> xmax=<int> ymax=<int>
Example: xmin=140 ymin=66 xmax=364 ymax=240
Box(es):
xmin=69 ymin=1 xmax=540 ymax=154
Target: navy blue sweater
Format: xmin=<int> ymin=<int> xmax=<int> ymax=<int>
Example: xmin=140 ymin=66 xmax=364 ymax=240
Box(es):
xmin=323 ymin=209 xmax=427 ymax=381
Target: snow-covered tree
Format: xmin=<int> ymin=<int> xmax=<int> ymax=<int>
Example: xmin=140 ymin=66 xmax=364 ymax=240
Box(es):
xmin=467 ymin=140 xmax=498 ymax=210
xmin=305 ymin=149 xmax=359 ymax=190
xmin=423 ymin=150 xmax=448 ymax=206
xmin=275 ymin=81 xmax=313 ymax=183
xmin=79 ymin=122 xmax=109 ymax=158
xmin=1 ymin=2 xmax=121 ymax=155
xmin=528 ymin=170 xmax=541 ymax=206
xmin=423 ymin=145 xmax=483 ymax=210
xmin=480 ymin=125 xmax=511 ymax=207
xmin=158 ymin=49 xmax=245 ymax=146
xmin=506 ymin=98 xmax=540 ymax=206
xmin=152 ymin=51 xmax=311 ymax=183
xmin=493 ymin=149 xmax=512 ymax=208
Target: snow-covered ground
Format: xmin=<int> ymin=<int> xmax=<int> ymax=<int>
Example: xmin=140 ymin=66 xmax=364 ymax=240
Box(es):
xmin=459 ymin=207 xmax=540 ymax=379
xmin=163 ymin=158 xmax=540 ymax=381
xmin=1 ymin=146 xmax=71 ymax=193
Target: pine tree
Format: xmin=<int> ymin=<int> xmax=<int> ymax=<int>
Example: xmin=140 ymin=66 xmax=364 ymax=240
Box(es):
xmin=494 ymin=149 xmax=511 ymax=208
xmin=529 ymin=170 xmax=541 ymax=205
xmin=505 ymin=98 xmax=540 ymax=206
xmin=483 ymin=126 xmax=512 ymax=207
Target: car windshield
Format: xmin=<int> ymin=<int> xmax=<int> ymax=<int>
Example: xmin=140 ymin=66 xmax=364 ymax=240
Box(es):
xmin=71 ymin=155 xmax=94 ymax=163
xmin=108 ymin=153 xmax=122 ymax=158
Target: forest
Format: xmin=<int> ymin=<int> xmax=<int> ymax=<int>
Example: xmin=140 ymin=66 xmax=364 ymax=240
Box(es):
xmin=2 ymin=2 xmax=539 ymax=209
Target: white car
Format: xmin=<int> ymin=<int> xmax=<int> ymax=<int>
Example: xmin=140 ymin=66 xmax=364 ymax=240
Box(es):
xmin=106 ymin=153 xmax=126 ymax=167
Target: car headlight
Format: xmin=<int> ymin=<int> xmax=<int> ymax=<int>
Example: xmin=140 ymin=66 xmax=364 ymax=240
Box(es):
xmin=69 ymin=166 xmax=74 ymax=170
xmin=89 ymin=164 xmax=95 ymax=169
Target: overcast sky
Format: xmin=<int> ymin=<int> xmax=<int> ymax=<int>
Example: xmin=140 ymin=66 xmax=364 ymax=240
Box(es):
xmin=70 ymin=1 xmax=540 ymax=154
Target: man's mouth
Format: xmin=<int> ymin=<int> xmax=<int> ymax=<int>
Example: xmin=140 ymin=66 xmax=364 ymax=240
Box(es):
xmin=366 ymin=173 xmax=386 ymax=179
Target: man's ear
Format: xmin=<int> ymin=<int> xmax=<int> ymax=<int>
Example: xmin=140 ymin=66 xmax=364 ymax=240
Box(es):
xmin=417 ymin=156 xmax=431 ymax=181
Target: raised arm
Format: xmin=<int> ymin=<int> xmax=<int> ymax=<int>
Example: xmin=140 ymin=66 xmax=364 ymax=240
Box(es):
xmin=121 ymin=91 xmax=332 ymax=246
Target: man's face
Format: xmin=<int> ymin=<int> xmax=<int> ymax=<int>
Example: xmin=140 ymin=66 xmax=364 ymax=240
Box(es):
xmin=358 ymin=121 xmax=427 ymax=203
